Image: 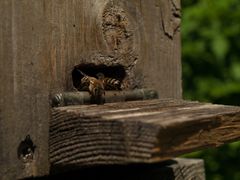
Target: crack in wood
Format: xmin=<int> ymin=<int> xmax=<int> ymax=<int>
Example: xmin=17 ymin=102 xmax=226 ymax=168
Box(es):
xmin=159 ymin=0 xmax=181 ymax=39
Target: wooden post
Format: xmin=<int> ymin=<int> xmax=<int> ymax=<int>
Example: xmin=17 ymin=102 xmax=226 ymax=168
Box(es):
xmin=0 ymin=0 xmax=181 ymax=179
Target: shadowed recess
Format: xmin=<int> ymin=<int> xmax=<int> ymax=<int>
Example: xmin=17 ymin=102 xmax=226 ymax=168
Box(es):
xmin=72 ymin=63 xmax=126 ymax=90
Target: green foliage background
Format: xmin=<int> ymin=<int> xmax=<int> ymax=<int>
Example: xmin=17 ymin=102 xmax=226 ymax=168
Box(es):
xmin=182 ymin=0 xmax=240 ymax=179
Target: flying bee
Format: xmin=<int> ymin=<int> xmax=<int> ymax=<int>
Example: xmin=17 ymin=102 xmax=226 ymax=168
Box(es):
xmin=96 ymin=73 xmax=121 ymax=90
xmin=78 ymin=70 xmax=105 ymax=104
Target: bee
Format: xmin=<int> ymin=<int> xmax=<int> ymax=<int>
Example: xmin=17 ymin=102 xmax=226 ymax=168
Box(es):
xmin=96 ymin=73 xmax=121 ymax=90
xmin=78 ymin=70 xmax=105 ymax=104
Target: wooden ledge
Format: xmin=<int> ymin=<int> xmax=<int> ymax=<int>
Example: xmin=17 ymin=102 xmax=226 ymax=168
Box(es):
xmin=50 ymin=99 xmax=240 ymax=170
xmin=40 ymin=158 xmax=205 ymax=179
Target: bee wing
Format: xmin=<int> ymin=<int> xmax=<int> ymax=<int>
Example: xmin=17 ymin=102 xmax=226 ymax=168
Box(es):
xmin=77 ymin=69 xmax=88 ymax=77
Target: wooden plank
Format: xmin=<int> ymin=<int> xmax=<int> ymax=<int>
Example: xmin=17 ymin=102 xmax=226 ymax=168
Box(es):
xmin=142 ymin=0 xmax=182 ymax=98
xmin=0 ymin=1 xmax=51 ymax=179
xmin=38 ymin=158 xmax=205 ymax=179
xmin=50 ymin=99 xmax=240 ymax=169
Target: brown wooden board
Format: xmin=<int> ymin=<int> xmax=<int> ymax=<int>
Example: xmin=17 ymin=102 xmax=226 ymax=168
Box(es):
xmin=0 ymin=0 xmax=181 ymax=179
xmin=35 ymin=158 xmax=205 ymax=179
xmin=50 ymin=99 xmax=240 ymax=171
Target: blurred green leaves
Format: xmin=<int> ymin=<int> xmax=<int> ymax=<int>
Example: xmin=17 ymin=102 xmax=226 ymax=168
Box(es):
xmin=182 ymin=0 xmax=240 ymax=179
xmin=211 ymin=34 xmax=229 ymax=60
xmin=183 ymin=142 xmax=240 ymax=180
xmin=182 ymin=0 xmax=240 ymax=105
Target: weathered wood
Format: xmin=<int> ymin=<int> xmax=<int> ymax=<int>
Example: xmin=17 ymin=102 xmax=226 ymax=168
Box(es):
xmin=52 ymin=89 xmax=158 ymax=107
xmin=0 ymin=0 xmax=182 ymax=96
xmin=37 ymin=158 xmax=205 ymax=179
xmin=0 ymin=1 xmax=181 ymax=179
xmin=50 ymin=99 xmax=240 ymax=169
xmin=0 ymin=1 xmax=51 ymax=179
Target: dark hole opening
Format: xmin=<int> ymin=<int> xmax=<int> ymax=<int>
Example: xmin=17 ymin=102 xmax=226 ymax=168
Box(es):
xmin=17 ymin=135 xmax=36 ymax=162
xmin=72 ymin=63 xmax=126 ymax=90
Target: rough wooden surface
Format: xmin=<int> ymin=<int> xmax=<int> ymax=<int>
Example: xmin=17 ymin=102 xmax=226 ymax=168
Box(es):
xmin=0 ymin=1 xmax=51 ymax=179
xmin=0 ymin=1 xmax=181 ymax=179
xmin=50 ymin=99 xmax=240 ymax=169
xmin=0 ymin=0 xmax=182 ymax=96
xmin=0 ymin=0 xmax=181 ymax=179
xmin=35 ymin=158 xmax=205 ymax=179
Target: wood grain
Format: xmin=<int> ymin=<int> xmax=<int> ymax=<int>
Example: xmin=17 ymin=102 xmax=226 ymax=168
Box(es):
xmin=39 ymin=158 xmax=205 ymax=179
xmin=0 ymin=0 xmax=181 ymax=179
xmin=50 ymin=99 xmax=240 ymax=169
xmin=0 ymin=1 xmax=50 ymax=179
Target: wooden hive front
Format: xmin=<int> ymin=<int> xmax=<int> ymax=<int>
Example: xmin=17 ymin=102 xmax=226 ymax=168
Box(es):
xmin=0 ymin=0 xmax=182 ymax=179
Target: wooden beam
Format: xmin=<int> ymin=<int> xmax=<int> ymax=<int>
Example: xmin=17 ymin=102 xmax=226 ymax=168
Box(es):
xmin=50 ymin=99 xmax=240 ymax=170
xmin=38 ymin=158 xmax=205 ymax=179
